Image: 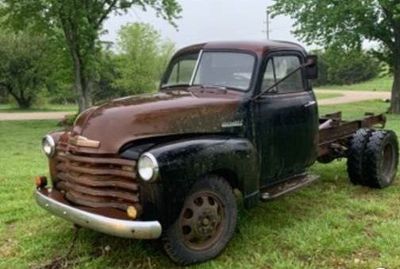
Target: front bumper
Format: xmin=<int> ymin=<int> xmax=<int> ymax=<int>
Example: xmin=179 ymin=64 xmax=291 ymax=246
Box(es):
xmin=35 ymin=189 xmax=162 ymax=239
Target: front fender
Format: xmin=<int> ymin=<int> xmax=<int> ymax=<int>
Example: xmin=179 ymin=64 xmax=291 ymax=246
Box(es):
xmin=148 ymin=137 xmax=259 ymax=209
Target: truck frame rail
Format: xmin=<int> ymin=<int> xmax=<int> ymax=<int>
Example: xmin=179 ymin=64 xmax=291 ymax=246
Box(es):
xmin=318 ymin=112 xmax=386 ymax=161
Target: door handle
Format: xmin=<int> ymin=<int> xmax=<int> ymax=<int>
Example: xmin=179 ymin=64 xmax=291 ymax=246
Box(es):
xmin=303 ymin=101 xmax=316 ymax=108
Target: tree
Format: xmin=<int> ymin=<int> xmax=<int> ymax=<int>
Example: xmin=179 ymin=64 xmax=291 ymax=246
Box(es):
xmin=114 ymin=23 xmax=176 ymax=95
xmin=272 ymin=0 xmax=400 ymax=113
xmin=92 ymin=48 xmax=122 ymax=102
xmin=0 ymin=33 xmax=50 ymax=109
xmin=313 ymin=47 xmax=380 ymax=86
xmin=0 ymin=0 xmax=181 ymax=112
xmin=91 ymin=25 xmax=175 ymax=103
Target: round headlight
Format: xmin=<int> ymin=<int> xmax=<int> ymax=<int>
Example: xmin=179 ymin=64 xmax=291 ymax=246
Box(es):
xmin=42 ymin=135 xmax=56 ymax=157
xmin=138 ymin=153 xmax=159 ymax=182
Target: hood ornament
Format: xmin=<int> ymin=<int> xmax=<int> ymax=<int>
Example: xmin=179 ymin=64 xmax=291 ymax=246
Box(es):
xmin=69 ymin=135 xmax=100 ymax=148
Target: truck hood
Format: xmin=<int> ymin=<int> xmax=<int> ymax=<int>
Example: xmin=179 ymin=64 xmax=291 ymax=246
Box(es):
xmin=71 ymin=88 xmax=244 ymax=154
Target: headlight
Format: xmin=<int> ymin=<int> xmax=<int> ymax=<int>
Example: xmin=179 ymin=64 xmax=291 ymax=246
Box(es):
xmin=138 ymin=153 xmax=159 ymax=182
xmin=42 ymin=135 xmax=56 ymax=157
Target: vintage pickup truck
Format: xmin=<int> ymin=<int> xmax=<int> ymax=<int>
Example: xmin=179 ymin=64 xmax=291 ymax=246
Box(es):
xmin=35 ymin=40 xmax=399 ymax=265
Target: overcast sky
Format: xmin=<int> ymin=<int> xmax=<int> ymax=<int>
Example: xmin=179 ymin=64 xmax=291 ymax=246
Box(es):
xmin=103 ymin=0 xmax=307 ymax=51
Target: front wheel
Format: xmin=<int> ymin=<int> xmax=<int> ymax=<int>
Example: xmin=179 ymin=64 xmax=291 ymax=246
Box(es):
xmin=163 ymin=176 xmax=237 ymax=265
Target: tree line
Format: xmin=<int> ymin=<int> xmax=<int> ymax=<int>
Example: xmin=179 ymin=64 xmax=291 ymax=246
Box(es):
xmin=0 ymin=0 xmax=399 ymax=113
xmin=0 ymin=0 xmax=181 ymax=112
xmin=313 ymin=47 xmax=381 ymax=87
xmin=0 ymin=28 xmax=384 ymax=110
xmin=271 ymin=0 xmax=400 ymax=113
xmin=0 ymin=23 xmax=175 ymax=109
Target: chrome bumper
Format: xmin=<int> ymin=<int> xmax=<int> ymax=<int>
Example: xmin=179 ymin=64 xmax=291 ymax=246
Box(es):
xmin=35 ymin=189 xmax=162 ymax=239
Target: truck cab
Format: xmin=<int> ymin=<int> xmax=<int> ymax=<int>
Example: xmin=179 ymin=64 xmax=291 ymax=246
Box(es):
xmin=162 ymin=41 xmax=319 ymax=186
xmin=35 ymin=41 xmax=398 ymax=265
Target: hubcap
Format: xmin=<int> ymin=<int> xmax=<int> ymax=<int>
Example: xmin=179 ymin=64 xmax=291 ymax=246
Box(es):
xmin=179 ymin=191 xmax=225 ymax=250
xmin=382 ymin=143 xmax=395 ymax=183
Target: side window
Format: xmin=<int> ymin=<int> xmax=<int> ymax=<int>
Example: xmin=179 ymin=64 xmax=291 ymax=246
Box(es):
xmin=273 ymin=56 xmax=304 ymax=93
xmin=261 ymin=55 xmax=304 ymax=95
xmin=164 ymin=53 xmax=198 ymax=86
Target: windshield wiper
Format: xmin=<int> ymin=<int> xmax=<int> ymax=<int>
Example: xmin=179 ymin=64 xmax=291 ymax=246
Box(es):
xmin=161 ymin=83 xmax=191 ymax=90
xmin=196 ymin=84 xmax=227 ymax=90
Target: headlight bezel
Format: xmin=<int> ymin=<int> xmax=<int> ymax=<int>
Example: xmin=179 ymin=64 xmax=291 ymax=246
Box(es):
xmin=137 ymin=152 xmax=159 ymax=182
xmin=42 ymin=135 xmax=56 ymax=158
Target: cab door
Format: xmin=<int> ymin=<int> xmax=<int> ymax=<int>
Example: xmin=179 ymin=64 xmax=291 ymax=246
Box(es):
xmin=254 ymin=52 xmax=318 ymax=187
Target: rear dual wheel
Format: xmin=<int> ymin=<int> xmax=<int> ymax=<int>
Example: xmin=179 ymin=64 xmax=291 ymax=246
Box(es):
xmin=347 ymin=129 xmax=399 ymax=188
xmin=163 ymin=176 xmax=237 ymax=265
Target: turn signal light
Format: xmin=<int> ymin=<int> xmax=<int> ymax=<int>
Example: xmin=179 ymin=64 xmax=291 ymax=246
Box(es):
xmin=127 ymin=206 xmax=138 ymax=219
xmin=35 ymin=176 xmax=48 ymax=188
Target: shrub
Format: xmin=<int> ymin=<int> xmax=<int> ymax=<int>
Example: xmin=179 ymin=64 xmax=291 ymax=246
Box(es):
xmin=313 ymin=48 xmax=380 ymax=86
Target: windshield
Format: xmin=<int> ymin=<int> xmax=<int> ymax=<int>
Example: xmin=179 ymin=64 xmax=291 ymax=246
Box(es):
xmin=162 ymin=51 xmax=255 ymax=91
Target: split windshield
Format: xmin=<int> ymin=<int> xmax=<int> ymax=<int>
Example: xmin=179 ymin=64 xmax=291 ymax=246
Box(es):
xmin=162 ymin=51 xmax=255 ymax=91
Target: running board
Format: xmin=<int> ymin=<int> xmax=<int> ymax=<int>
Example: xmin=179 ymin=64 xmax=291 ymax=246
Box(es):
xmin=260 ymin=174 xmax=320 ymax=201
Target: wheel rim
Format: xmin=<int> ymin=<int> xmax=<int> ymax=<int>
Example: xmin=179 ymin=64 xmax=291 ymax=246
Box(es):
xmin=382 ymin=143 xmax=396 ymax=183
xmin=179 ymin=191 xmax=225 ymax=250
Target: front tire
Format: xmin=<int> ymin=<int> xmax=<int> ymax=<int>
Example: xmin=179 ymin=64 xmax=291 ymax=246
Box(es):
xmin=163 ymin=176 xmax=237 ymax=265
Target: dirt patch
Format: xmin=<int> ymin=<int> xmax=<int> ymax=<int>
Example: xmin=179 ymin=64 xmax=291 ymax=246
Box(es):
xmin=0 ymin=112 xmax=71 ymax=121
xmin=316 ymin=90 xmax=390 ymax=105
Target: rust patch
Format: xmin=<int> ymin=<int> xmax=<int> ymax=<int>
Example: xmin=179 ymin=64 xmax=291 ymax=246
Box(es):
xmin=54 ymin=149 xmax=141 ymax=215
xmin=71 ymin=89 xmax=243 ymax=154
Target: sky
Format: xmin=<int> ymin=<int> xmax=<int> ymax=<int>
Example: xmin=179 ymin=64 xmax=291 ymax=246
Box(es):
xmin=103 ymin=0 xmax=307 ymax=51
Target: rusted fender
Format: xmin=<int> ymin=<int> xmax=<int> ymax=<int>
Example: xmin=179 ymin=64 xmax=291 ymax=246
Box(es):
xmin=140 ymin=137 xmax=260 ymax=211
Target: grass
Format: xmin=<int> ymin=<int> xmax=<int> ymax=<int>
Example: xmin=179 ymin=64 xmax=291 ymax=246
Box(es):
xmin=0 ymin=92 xmax=343 ymax=113
xmin=0 ymin=104 xmax=78 ymax=113
xmin=1 ymin=99 xmax=400 ymax=269
xmin=319 ymin=99 xmax=391 ymax=119
xmin=316 ymin=76 xmax=393 ymax=92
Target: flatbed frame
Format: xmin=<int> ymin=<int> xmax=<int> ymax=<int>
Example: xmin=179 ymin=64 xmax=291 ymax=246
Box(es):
xmin=318 ymin=112 xmax=386 ymax=161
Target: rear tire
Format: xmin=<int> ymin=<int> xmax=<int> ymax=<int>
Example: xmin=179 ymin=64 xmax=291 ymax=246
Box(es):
xmin=363 ymin=130 xmax=399 ymax=188
xmin=163 ymin=176 xmax=237 ymax=265
xmin=347 ymin=128 xmax=372 ymax=185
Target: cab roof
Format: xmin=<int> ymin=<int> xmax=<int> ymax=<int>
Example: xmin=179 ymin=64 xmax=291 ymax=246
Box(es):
xmin=175 ymin=40 xmax=306 ymax=57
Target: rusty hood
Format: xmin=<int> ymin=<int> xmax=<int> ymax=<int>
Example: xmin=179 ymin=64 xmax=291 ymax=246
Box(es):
xmin=71 ymin=88 xmax=244 ymax=154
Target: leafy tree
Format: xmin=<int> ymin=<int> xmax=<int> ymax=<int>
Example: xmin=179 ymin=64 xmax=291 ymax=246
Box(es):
xmin=43 ymin=31 xmax=76 ymax=105
xmin=272 ymin=0 xmax=400 ymax=113
xmin=92 ymin=25 xmax=175 ymax=104
xmin=114 ymin=23 xmax=176 ymax=95
xmin=313 ymin=47 xmax=380 ymax=86
xmin=92 ymin=49 xmax=122 ymax=103
xmin=0 ymin=0 xmax=181 ymax=112
xmin=0 ymin=33 xmax=50 ymax=108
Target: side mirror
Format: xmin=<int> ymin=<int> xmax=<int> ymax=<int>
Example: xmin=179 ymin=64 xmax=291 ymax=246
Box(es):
xmin=305 ymin=55 xmax=318 ymax=80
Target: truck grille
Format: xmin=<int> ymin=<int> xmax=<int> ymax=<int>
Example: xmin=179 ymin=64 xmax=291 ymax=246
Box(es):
xmin=54 ymin=151 xmax=140 ymax=212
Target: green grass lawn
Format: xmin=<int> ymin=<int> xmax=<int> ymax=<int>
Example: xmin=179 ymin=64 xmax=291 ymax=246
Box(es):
xmin=317 ymin=76 xmax=393 ymax=92
xmin=1 ymin=100 xmax=400 ymax=269
xmin=0 ymin=93 xmax=344 ymax=116
xmin=0 ymin=103 xmax=78 ymax=113
xmin=319 ymin=99 xmax=391 ymax=119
